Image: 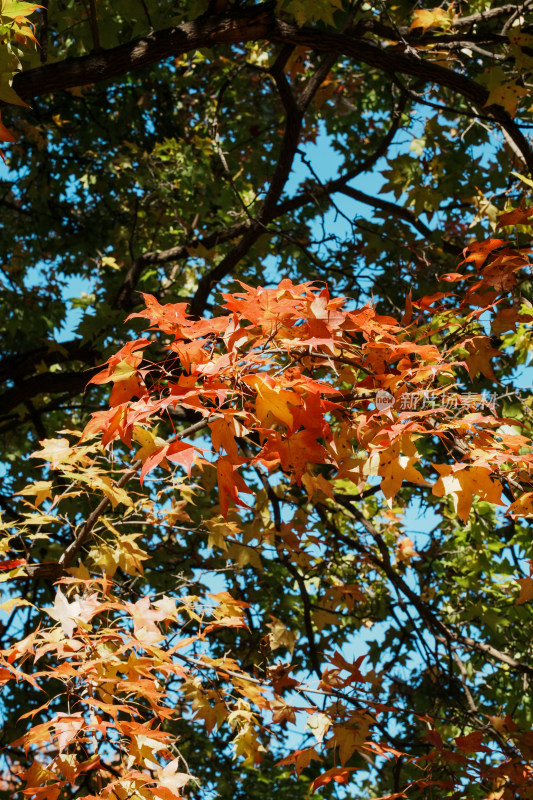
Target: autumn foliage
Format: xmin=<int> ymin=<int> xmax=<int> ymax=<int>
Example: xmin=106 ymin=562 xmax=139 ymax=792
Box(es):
xmin=0 ymin=206 xmax=533 ymax=800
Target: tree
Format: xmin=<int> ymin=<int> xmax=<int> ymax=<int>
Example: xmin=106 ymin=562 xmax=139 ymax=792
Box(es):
xmin=1 ymin=1 xmax=533 ymax=798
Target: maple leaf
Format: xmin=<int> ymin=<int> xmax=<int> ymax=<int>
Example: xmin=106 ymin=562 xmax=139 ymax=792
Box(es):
xmin=432 ymin=465 xmax=504 ymax=522
xmin=88 ymin=532 xmax=149 ymax=577
xmin=0 ymin=594 xmax=32 ymax=611
xmin=46 ymin=589 xmax=102 ymax=638
xmin=247 ymin=374 xmax=301 ymax=430
xmin=454 ymin=731 xmax=491 ymax=753
xmin=485 ymin=76 xmax=529 ymax=116
xmin=127 ymin=293 xmax=190 ymax=335
xmin=89 ymin=357 xmax=147 ymax=408
xmin=311 ymin=766 xmax=356 ymax=793
xmin=11 ymin=719 xmax=56 ymax=754
xmin=307 ymin=712 xmax=331 ymax=743
xmin=154 ymin=758 xmax=193 ymax=799
xmin=209 ymin=416 xmax=248 ymax=460
xmin=396 ymin=537 xmax=418 ymax=564
xmin=16 ymin=480 xmax=53 ymax=507
xmin=329 ymin=714 xmax=371 ymax=764
xmin=516 ymin=577 xmax=533 ymax=604
xmin=277 ymin=747 xmax=322 ymax=777
xmin=54 ymin=714 xmax=85 ymax=753
xmin=128 ymin=733 xmax=169 ymax=769
xmin=17 ymin=758 xmax=57 ymax=794
xmin=327 ymin=652 xmax=368 ymax=687
xmin=411 ymin=6 xmax=455 ymax=33
xmin=440 ymin=272 xmax=467 ymax=283
xmin=2 ymin=2 xmax=43 ymax=22
xmin=497 ymin=206 xmax=533 ymax=228
xmin=258 ymin=429 xmax=328 ymax=483
xmin=507 ymin=492 xmax=533 ymax=518
xmin=270 ymin=696 xmax=296 ymax=724
xmin=206 ymin=591 xmax=251 ymax=632
xmin=133 ymin=425 xmax=166 ymax=462
xmin=31 ymin=438 xmax=78 ymax=468
xmin=137 ymin=443 xmax=168 ymax=483
xmin=166 ymin=441 xmax=197 ymax=476
xmin=267 ymin=617 xmax=297 ymax=655
xmin=377 ymin=453 xmax=428 ymax=500
xmin=463 ymin=335 xmax=500 ymax=380
xmin=89 ymin=339 xmax=149 ymax=381
xmin=216 ymin=456 xmax=252 ymax=518
xmin=110 ymin=371 xmax=146 ymax=407
xmin=138 ymin=437 xmax=197 ymax=484
xmin=92 ymin=474 xmax=133 ymax=509
xmin=491 ymin=307 xmax=524 ymax=334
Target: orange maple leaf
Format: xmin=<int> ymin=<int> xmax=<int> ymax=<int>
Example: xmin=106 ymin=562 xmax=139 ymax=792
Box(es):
xmin=311 ymin=766 xmax=357 ymax=792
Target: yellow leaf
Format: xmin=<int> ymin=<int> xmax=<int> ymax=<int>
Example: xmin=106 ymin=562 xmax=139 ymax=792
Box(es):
xmin=329 ymin=714 xmax=371 ymax=765
xmin=31 ymin=438 xmax=73 ymax=468
xmin=31 ymin=438 xmax=95 ymax=469
xmin=133 ymin=426 xmax=167 ymax=463
xmin=77 ymin=473 xmax=133 ymax=509
xmin=248 ymin=375 xmax=301 ymax=429
xmin=380 ymin=454 xmax=428 ymax=500
xmin=485 ymin=75 xmax=529 ymax=116
xmin=512 ymin=171 xmax=533 ymax=190
xmin=432 ymin=465 xmax=503 ymax=522
xmin=368 ymin=438 xmax=427 ymax=500
xmin=66 ymin=560 xmax=91 ymax=580
xmin=101 ymin=256 xmax=121 ymax=270
xmin=411 ymin=7 xmax=455 ymax=33
xmin=1 ymin=2 xmax=42 ymax=22
xmin=88 ymin=534 xmax=148 ymax=577
xmin=0 ymin=596 xmax=33 ymax=612
xmin=99 ymin=359 xmax=137 ymax=384
xmin=17 ymin=480 xmax=53 ymax=507
xmin=129 ymin=734 xmax=168 ymax=768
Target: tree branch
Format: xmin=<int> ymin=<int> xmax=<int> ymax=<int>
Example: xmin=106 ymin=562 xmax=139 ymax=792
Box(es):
xmin=189 ymin=48 xmax=336 ymax=316
xmin=326 ymin=495 xmax=533 ymax=677
xmin=9 ymin=418 xmax=209 ymax=581
xmin=12 ymin=3 xmax=278 ymax=100
xmin=11 ymin=4 xmax=531 ymax=173
xmin=57 ymin=417 xmax=209 ymax=571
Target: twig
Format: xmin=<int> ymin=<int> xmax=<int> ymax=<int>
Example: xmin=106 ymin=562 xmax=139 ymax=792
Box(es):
xmin=56 ymin=418 xmax=208 ymax=571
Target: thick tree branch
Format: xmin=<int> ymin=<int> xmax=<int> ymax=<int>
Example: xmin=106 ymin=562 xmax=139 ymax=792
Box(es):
xmin=12 ymin=5 xmax=532 ymax=174
xmin=268 ymin=21 xmax=533 ymax=174
xmin=189 ymin=50 xmax=336 ymax=316
xmin=0 ymin=369 xmax=98 ymax=421
xmin=13 ymin=3 xmax=278 ymax=100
